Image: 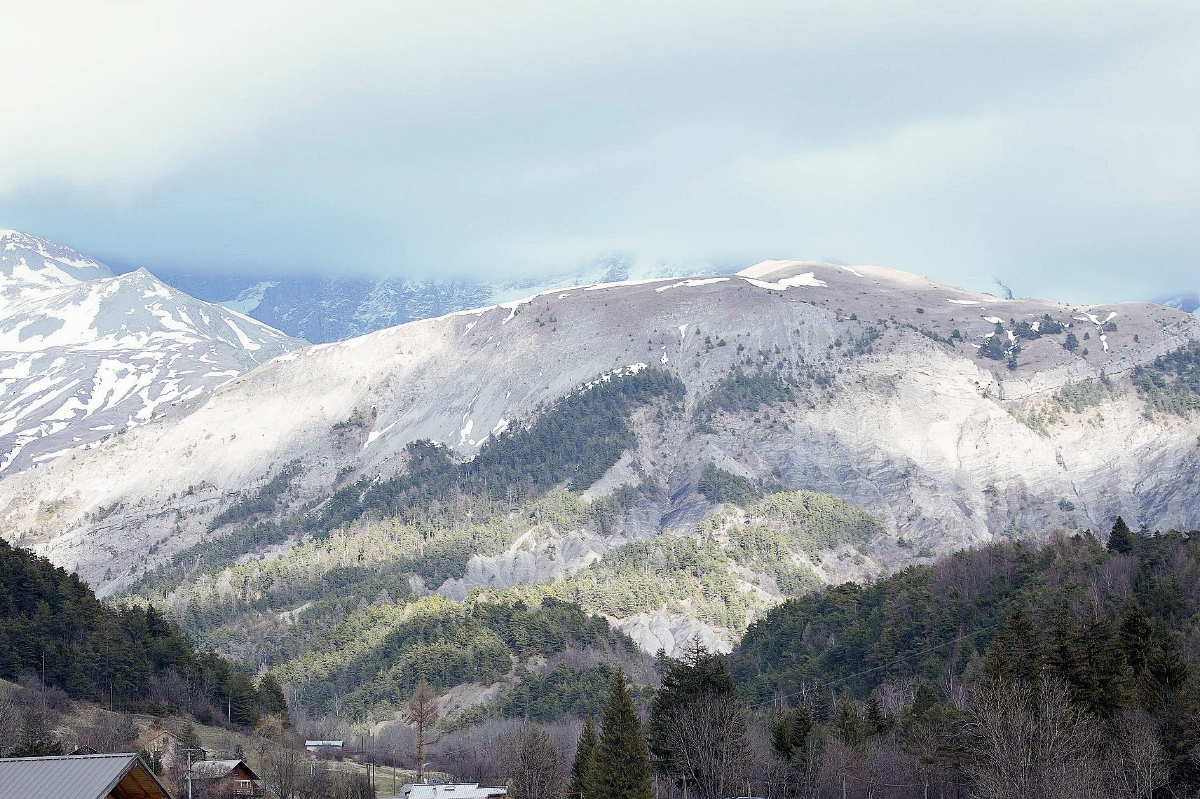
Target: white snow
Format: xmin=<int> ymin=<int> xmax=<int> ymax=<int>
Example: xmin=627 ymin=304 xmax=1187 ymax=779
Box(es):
xmin=365 ymin=421 xmax=398 ymax=448
xmin=678 ymin=324 xmax=688 ymax=341
xmin=948 ymin=299 xmax=980 ymax=305
xmin=457 ymin=419 xmax=474 ymax=446
xmin=223 ymin=317 xmax=262 ymax=350
xmin=741 ymin=272 xmax=827 ymax=291
xmin=983 ymin=316 xmax=1004 ymax=324
xmin=737 ymin=259 xmax=808 ymax=279
xmin=491 ymin=418 xmax=510 ymax=436
xmin=654 ymin=277 xmax=730 ymax=292
xmin=841 ymin=265 xmax=864 ymax=277
xmin=583 ymin=278 xmax=674 ymax=292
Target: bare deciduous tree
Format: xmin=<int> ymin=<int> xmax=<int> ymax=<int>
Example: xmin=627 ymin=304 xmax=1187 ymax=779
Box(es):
xmin=263 ymin=745 xmax=300 ymax=799
xmin=0 ymin=687 xmax=18 ymax=756
xmin=661 ymin=693 xmax=752 ymax=799
xmin=1107 ymin=709 xmax=1168 ymax=799
xmin=503 ymin=723 xmax=562 ymax=799
xmin=966 ymin=676 xmax=1104 ymax=799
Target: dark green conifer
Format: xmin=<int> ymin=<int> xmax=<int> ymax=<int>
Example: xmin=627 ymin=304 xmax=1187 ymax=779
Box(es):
xmin=570 ymin=716 xmax=599 ymax=799
xmin=594 ymin=670 xmax=652 ymax=799
xmin=1108 ymin=516 xmax=1134 ymax=554
xmin=985 ymin=607 xmax=1045 ymax=682
xmin=257 ymin=672 xmax=288 ymax=717
xmin=864 ymin=691 xmax=888 ymax=735
xmin=1119 ymin=601 xmax=1153 ymax=677
xmin=647 ymin=639 xmax=736 ymax=773
xmin=834 ymin=696 xmax=863 ymax=746
xmin=811 ymin=688 xmax=833 ymax=724
xmin=771 ymin=706 xmax=813 ymax=761
xmin=1074 ymin=614 xmax=1129 ymax=718
xmin=911 ymin=681 xmax=939 ymax=721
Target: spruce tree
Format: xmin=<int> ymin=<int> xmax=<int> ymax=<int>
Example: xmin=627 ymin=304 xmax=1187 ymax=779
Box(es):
xmin=594 ymin=670 xmax=652 ymax=799
xmin=985 ymin=607 xmax=1045 ymax=682
xmin=911 ymin=680 xmax=939 ymax=721
xmin=647 ymin=640 xmax=736 ymax=773
xmin=864 ymin=691 xmax=888 ymax=735
xmin=257 ymin=672 xmax=288 ymax=717
xmin=570 ymin=716 xmax=599 ymax=799
xmin=1119 ymin=601 xmax=1153 ymax=677
xmin=1108 ymin=516 xmax=1134 ymax=554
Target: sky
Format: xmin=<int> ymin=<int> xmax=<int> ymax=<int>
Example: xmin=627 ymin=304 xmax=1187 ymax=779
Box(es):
xmin=1 ymin=0 xmax=1198 ymax=304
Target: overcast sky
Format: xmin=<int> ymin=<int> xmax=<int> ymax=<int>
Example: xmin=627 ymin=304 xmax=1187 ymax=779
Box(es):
xmin=1 ymin=0 xmax=1198 ymax=303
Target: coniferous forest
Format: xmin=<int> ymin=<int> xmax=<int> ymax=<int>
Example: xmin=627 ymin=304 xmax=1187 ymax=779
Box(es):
xmin=6 ymin=518 xmax=1199 ymax=798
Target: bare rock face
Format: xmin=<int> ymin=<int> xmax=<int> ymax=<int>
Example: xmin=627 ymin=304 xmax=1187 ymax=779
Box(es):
xmin=1 ymin=259 xmax=1198 ymax=609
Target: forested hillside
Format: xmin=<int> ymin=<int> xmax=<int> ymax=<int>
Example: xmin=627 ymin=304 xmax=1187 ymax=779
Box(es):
xmin=0 ymin=539 xmax=283 ymax=727
xmin=714 ymin=520 xmax=1200 ymax=796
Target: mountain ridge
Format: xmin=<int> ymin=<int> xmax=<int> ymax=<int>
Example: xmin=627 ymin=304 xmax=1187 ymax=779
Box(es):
xmin=0 ymin=230 xmax=305 ymax=473
xmin=2 ymin=258 xmax=1197 ymax=608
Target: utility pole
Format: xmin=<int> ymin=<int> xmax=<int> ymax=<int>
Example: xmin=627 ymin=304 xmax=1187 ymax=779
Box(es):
xmin=182 ymin=748 xmax=205 ymax=799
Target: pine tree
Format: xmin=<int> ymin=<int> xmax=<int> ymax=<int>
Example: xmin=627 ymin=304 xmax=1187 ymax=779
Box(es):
xmin=179 ymin=720 xmax=202 ymax=755
xmin=257 ymin=672 xmax=288 ymax=717
xmin=864 ymin=691 xmax=888 ymax=735
xmin=811 ymin=688 xmax=833 ymax=724
xmin=1119 ymin=601 xmax=1153 ymax=677
xmin=1108 ymin=516 xmax=1134 ymax=554
xmin=911 ymin=680 xmax=939 ymax=721
xmin=835 ymin=696 xmax=863 ymax=746
xmin=647 ymin=639 xmax=736 ymax=773
xmin=594 ymin=670 xmax=652 ymax=799
xmin=570 ymin=716 xmax=599 ymax=799
xmin=771 ymin=708 xmax=814 ymax=762
xmin=985 ymin=607 xmax=1045 ymax=682
xmin=1075 ymin=614 xmax=1128 ymax=718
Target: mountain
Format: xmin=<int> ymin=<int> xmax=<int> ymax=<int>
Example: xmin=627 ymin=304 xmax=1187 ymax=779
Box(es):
xmin=153 ymin=255 xmax=709 ymax=343
xmin=0 ymin=231 xmax=305 ymax=473
xmin=1 ymin=259 xmax=1199 ymax=661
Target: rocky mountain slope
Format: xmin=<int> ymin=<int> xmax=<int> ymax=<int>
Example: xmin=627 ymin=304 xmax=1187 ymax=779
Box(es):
xmin=155 ymin=254 xmax=708 ymax=343
xmin=0 ymin=231 xmax=304 ymax=473
xmin=1 ymin=258 xmax=1199 ymax=656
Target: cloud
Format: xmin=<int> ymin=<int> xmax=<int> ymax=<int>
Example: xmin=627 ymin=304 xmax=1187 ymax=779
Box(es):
xmin=1 ymin=0 xmax=1198 ymax=302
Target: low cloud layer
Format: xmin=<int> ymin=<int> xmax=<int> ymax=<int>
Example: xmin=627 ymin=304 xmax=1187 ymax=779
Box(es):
xmin=2 ymin=0 xmax=1198 ymax=303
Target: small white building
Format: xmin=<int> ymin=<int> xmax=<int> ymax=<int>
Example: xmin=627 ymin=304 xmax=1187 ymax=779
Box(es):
xmin=394 ymin=783 xmax=508 ymax=799
xmin=304 ymin=739 xmax=345 ymax=753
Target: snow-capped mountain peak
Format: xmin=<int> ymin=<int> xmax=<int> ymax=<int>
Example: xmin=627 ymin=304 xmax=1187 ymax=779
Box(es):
xmin=0 ymin=232 xmax=305 ymax=474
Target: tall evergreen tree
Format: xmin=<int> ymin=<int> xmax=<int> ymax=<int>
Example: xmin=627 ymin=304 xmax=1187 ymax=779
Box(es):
xmin=1108 ymin=516 xmax=1134 ymax=554
xmin=1074 ymin=614 xmax=1129 ymax=718
xmin=771 ymin=706 xmax=813 ymax=761
xmin=985 ymin=607 xmax=1045 ymax=682
xmin=594 ymin=670 xmax=652 ymax=799
xmin=570 ymin=716 xmax=599 ymax=799
xmin=648 ymin=639 xmax=736 ymax=774
xmin=257 ymin=672 xmax=289 ymax=717
xmin=1119 ymin=601 xmax=1154 ymax=677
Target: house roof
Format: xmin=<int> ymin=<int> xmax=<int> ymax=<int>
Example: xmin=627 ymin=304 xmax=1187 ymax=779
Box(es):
xmin=398 ymin=783 xmax=508 ymax=799
xmin=0 ymin=753 xmax=172 ymax=799
xmin=191 ymin=759 xmax=260 ymax=781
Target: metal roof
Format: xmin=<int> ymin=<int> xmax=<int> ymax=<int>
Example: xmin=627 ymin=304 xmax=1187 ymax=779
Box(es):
xmin=191 ymin=759 xmax=260 ymax=781
xmin=0 ymin=753 xmax=172 ymax=799
xmin=397 ymin=783 xmax=508 ymax=799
